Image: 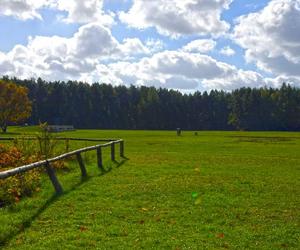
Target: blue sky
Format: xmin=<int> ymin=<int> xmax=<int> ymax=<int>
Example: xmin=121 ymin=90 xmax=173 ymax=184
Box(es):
xmin=0 ymin=0 xmax=299 ymax=91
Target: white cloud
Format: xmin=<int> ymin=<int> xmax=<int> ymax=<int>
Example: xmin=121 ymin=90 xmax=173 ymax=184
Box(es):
xmin=0 ymin=0 xmax=114 ymax=25
xmin=265 ymin=75 xmax=300 ymax=88
xmin=72 ymin=23 xmax=119 ymax=58
xmin=220 ymin=46 xmax=235 ymax=56
xmin=106 ymin=50 xmax=269 ymax=90
xmin=119 ymin=38 xmax=151 ymax=57
xmin=1 ymin=25 xmax=285 ymax=91
xmin=0 ymin=23 xmax=156 ymax=80
xmin=0 ymin=50 xmax=14 ymax=74
xmin=1 ymin=33 xmax=287 ymax=90
xmin=233 ymin=0 xmax=300 ymax=78
xmin=119 ymin=0 xmax=232 ymax=38
xmin=0 ymin=0 xmax=42 ymax=20
xmin=48 ymin=0 xmax=114 ymax=25
xmin=145 ymin=39 xmax=165 ymax=53
xmin=182 ymin=39 xmax=216 ymax=53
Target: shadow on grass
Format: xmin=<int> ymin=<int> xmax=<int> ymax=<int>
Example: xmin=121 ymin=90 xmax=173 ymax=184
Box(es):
xmin=0 ymin=176 xmax=90 ymax=247
xmin=100 ymin=158 xmax=129 ymax=174
xmin=114 ymin=158 xmax=129 ymax=168
xmin=0 ymin=158 xmax=129 ymax=247
xmin=0 ymin=132 xmax=21 ymax=136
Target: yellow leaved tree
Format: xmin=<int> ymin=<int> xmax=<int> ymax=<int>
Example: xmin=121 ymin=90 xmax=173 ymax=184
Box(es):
xmin=0 ymin=80 xmax=32 ymax=133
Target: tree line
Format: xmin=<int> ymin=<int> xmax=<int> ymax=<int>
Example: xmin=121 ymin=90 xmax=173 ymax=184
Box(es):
xmin=3 ymin=77 xmax=300 ymax=131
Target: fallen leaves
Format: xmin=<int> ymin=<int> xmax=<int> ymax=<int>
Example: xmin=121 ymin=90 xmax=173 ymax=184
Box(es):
xmin=216 ymin=233 xmax=225 ymax=239
xmin=79 ymin=225 xmax=88 ymax=232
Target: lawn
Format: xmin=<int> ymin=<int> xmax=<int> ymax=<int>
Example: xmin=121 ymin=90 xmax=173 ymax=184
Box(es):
xmin=0 ymin=128 xmax=299 ymax=249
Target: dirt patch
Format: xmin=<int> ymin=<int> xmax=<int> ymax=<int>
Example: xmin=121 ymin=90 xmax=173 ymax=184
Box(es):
xmin=228 ymin=136 xmax=299 ymax=144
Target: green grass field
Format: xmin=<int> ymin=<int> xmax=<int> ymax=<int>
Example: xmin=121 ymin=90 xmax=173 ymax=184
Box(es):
xmin=0 ymin=127 xmax=300 ymax=249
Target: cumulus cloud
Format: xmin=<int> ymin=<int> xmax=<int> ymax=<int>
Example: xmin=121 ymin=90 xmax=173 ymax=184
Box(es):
xmin=106 ymin=50 xmax=269 ymax=90
xmin=3 ymin=0 xmax=299 ymax=91
xmin=48 ymin=0 xmax=114 ymax=25
xmin=220 ymin=46 xmax=235 ymax=56
xmin=0 ymin=22 xmax=157 ymax=80
xmin=1 ymin=32 xmax=271 ymax=91
xmin=145 ymin=39 xmax=165 ymax=53
xmin=0 ymin=0 xmax=42 ymax=20
xmin=233 ymin=0 xmax=300 ymax=78
xmin=265 ymin=75 xmax=300 ymax=88
xmin=119 ymin=0 xmax=232 ymax=38
xmin=72 ymin=23 xmax=119 ymax=58
xmin=0 ymin=0 xmax=114 ymax=25
xmin=182 ymin=39 xmax=216 ymax=53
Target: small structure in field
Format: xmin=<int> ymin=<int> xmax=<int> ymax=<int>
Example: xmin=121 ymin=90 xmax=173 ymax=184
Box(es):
xmin=47 ymin=125 xmax=75 ymax=132
xmin=177 ymin=128 xmax=181 ymax=136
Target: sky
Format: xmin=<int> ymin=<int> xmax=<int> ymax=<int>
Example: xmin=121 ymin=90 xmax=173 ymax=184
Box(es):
xmin=0 ymin=0 xmax=300 ymax=92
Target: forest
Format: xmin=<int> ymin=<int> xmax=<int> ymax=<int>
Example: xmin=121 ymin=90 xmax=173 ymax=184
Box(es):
xmin=4 ymin=77 xmax=300 ymax=131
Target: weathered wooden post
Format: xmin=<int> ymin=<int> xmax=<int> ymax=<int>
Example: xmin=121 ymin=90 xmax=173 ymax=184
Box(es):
xmin=76 ymin=153 xmax=87 ymax=177
xmin=120 ymin=140 xmax=124 ymax=157
xmin=97 ymin=147 xmax=104 ymax=170
xmin=65 ymin=139 xmax=70 ymax=152
xmin=111 ymin=142 xmax=115 ymax=161
xmin=45 ymin=161 xmax=63 ymax=194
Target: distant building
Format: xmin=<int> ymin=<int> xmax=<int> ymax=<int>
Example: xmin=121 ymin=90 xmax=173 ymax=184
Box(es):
xmin=47 ymin=125 xmax=75 ymax=132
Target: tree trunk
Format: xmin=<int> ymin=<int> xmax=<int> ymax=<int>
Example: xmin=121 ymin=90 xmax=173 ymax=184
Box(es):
xmin=1 ymin=123 xmax=7 ymax=133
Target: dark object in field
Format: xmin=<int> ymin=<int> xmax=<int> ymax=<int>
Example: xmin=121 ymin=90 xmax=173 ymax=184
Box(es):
xmin=194 ymin=132 xmax=198 ymax=136
xmin=177 ymin=128 xmax=181 ymax=136
xmin=47 ymin=125 xmax=75 ymax=132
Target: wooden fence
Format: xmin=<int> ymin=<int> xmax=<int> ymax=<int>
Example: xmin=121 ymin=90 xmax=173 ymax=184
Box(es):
xmin=0 ymin=139 xmax=125 ymax=195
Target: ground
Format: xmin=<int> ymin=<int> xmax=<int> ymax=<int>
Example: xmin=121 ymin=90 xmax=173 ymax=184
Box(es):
xmin=0 ymin=128 xmax=299 ymax=249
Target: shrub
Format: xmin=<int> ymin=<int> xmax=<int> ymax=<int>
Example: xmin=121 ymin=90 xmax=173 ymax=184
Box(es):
xmin=0 ymin=144 xmax=41 ymax=206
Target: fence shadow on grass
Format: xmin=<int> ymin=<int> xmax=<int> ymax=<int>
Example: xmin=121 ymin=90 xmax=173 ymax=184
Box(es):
xmin=0 ymin=157 xmax=128 ymax=248
xmin=100 ymin=158 xmax=128 ymax=174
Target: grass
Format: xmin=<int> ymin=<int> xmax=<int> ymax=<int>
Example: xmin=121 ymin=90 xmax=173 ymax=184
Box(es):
xmin=0 ymin=127 xmax=299 ymax=249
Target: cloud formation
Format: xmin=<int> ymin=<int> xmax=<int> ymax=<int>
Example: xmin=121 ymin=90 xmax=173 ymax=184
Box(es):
xmin=220 ymin=46 xmax=235 ymax=56
xmin=234 ymin=0 xmax=300 ymax=80
xmin=0 ymin=0 xmax=300 ymax=91
xmin=106 ymin=50 xmax=268 ymax=90
xmin=0 ymin=0 xmax=114 ymax=25
xmin=0 ymin=26 xmax=269 ymax=91
xmin=0 ymin=0 xmax=42 ymax=20
xmin=0 ymin=22 xmax=161 ymax=81
xmin=119 ymin=0 xmax=232 ymax=38
xmin=48 ymin=0 xmax=114 ymax=25
xmin=182 ymin=39 xmax=216 ymax=53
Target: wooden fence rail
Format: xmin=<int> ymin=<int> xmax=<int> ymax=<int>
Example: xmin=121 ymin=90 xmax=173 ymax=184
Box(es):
xmin=0 ymin=139 xmax=125 ymax=194
xmin=0 ymin=137 xmax=119 ymax=142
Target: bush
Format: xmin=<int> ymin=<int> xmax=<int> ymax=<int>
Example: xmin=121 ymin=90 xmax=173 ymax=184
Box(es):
xmin=0 ymin=144 xmax=41 ymax=206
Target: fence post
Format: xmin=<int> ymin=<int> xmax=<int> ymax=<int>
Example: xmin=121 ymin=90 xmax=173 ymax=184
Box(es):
xmin=45 ymin=161 xmax=63 ymax=194
xmin=111 ymin=142 xmax=115 ymax=161
xmin=120 ymin=141 xmax=124 ymax=157
xmin=65 ymin=139 xmax=70 ymax=153
xmin=76 ymin=153 xmax=87 ymax=177
xmin=97 ymin=147 xmax=104 ymax=170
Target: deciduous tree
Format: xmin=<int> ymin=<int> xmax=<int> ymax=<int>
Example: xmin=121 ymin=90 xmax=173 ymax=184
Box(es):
xmin=0 ymin=80 xmax=32 ymax=133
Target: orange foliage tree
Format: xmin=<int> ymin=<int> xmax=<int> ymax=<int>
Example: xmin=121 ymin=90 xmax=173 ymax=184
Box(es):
xmin=0 ymin=80 xmax=32 ymax=133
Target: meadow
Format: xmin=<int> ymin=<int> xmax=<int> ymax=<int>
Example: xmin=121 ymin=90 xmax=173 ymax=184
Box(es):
xmin=0 ymin=127 xmax=299 ymax=249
